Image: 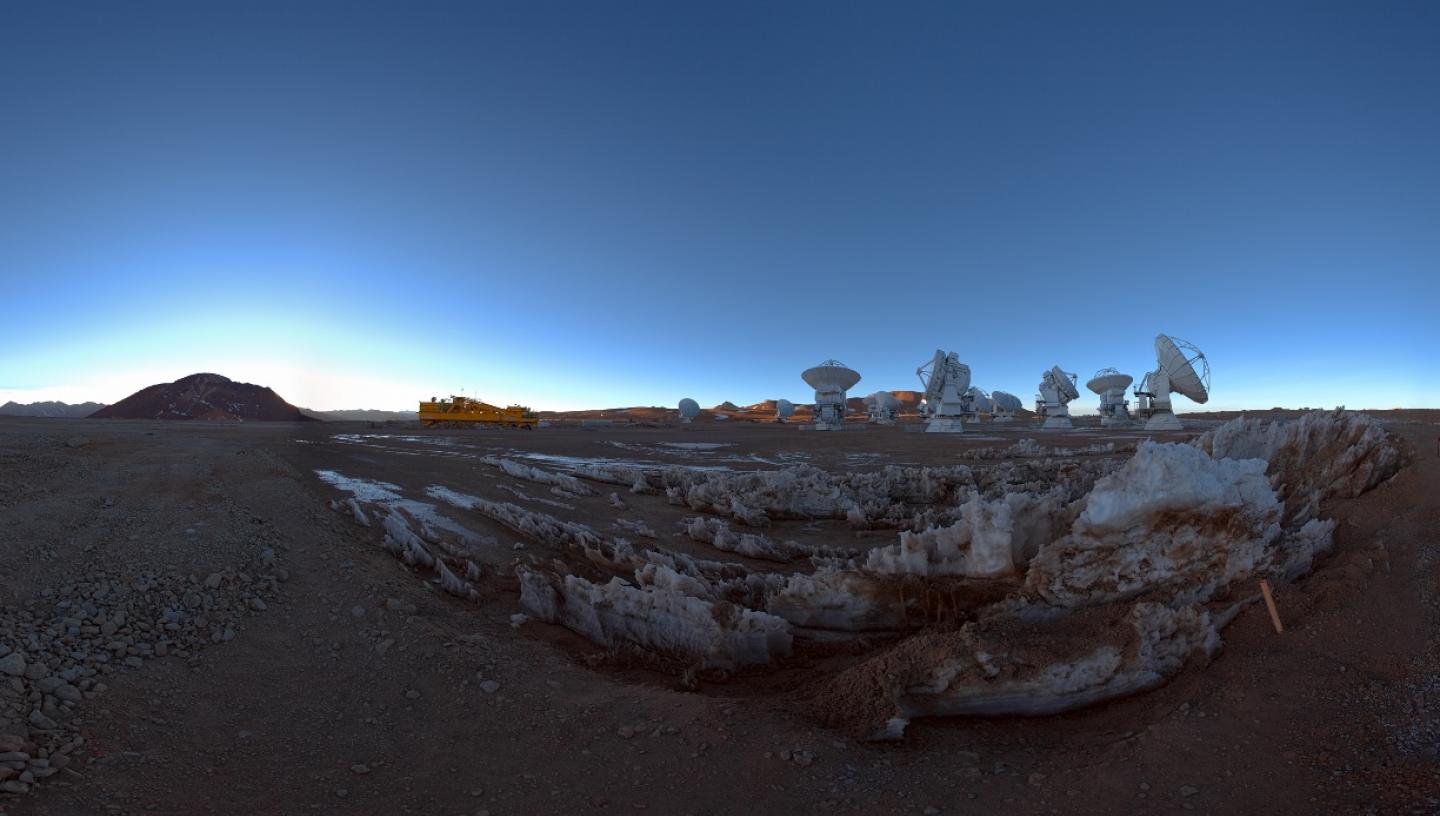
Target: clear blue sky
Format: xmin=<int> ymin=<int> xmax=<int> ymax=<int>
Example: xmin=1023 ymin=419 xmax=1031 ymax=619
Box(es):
xmin=2 ymin=1 xmax=1436 ymax=411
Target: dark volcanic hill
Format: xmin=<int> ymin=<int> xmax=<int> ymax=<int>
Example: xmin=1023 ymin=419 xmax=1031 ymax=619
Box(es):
xmin=0 ymin=400 xmax=107 ymax=418
xmin=90 ymin=373 xmax=314 ymax=421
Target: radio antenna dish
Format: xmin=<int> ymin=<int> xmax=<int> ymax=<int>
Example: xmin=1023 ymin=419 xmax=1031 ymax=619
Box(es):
xmin=1138 ymin=335 xmax=1210 ymax=430
xmin=989 ymin=390 xmax=1022 ymax=422
xmin=774 ymin=399 xmax=795 ymax=423
xmin=965 ymin=386 xmax=992 ymax=418
xmin=678 ymin=398 xmax=700 ymax=423
xmin=864 ymin=391 xmax=900 ymax=425
xmin=1036 ymin=366 xmax=1079 ymax=430
xmin=916 ymin=349 xmax=972 ymax=433
xmin=1086 ymin=368 xmax=1134 ymax=428
xmin=801 ymin=360 xmax=860 ymax=431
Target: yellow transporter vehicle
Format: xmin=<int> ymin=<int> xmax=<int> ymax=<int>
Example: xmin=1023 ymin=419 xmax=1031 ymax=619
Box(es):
xmin=418 ymin=396 xmax=539 ymax=429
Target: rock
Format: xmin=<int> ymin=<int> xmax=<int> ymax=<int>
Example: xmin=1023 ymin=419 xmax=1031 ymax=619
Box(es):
xmin=374 ymin=639 xmax=395 ymax=656
xmin=0 ymin=653 xmax=25 ymax=677
xmin=54 ymin=683 xmax=82 ymax=703
xmin=792 ymin=750 xmax=815 ymax=766
xmin=65 ymin=436 xmax=89 ymax=449
xmin=1180 ymin=785 xmax=1199 ymax=798
xmin=0 ymin=752 xmax=29 ymax=762
xmin=248 ymin=597 xmax=267 ymax=612
xmin=350 ymin=605 xmax=365 ymax=617
xmin=1 ymin=779 xmax=29 ymax=794
xmin=404 ymin=689 xmax=420 ymax=700
xmin=617 ymin=726 xmax=637 ymax=739
xmin=350 ymin=764 xmax=370 ymax=775
xmin=383 ymin=598 xmax=417 ymax=615
xmin=124 ymin=656 xmax=143 ymax=669
xmin=479 ymin=680 xmax=501 ymax=695
xmin=0 ymin=736 xmax=25 ymax=753
xmin=28 ymin=710 xmax=58 ymax=730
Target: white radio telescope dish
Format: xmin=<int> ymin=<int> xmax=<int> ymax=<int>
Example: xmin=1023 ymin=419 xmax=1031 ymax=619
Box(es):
xmin=990 ymin=390 xmax=1022 ymax=422
xmin=1138 ymin=335 xmax=1210 ymax=431
xmin=1036 ymin=366 xmax=1079 ymax=430
xmin=864 ymin=391 xmax=900 ymax=425
xmin=802 ymin=360 xmax=860 ymax=431
xmin=916 ymin=349 xmax=972 ymax=433
xmin=678 ymin=398 xmax=700 ymax=423
xmin=965 ymin=386 xmax=993 ymax=416
xmin=1086 ymin=368 xmax=1134 ymax=428
xmin=774 ymin=398 xmax=795 ymax=423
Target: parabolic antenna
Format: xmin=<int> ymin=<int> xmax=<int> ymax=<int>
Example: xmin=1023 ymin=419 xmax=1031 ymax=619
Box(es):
xmin=1086 ymin=368 xmax=1133 ymax=395
xmin=1142 ymin=335 xmax=1211 ymax=431
xmin=802 ymin=360 xmax=862 ymax=393
xmin=864 ymin=391 xmax=900 ymax=425
xmin=1086 ymin=367 xmax=1134 ymax=428
xmin=775 ymin=399 xmax=795 ymax=423
xmin=678 ymin=398 xmax=700 ymax=423
xmin=1037 ymin=366 xmax=1079 ymax=430
xmin=1156 ymin=335 xmax=1211 ymax=404
xmin=990 ymin=390 xmax=1022 ymax=422
xmin=966 ymin=386 xmax=993 ymax=414
xmin=1051 ymin=366 xmax=1080 ymax=402
xmin=802 ymin=360 xmax=860 ymax=431
xmin=916 ymin=349 xmax=972 ymax=433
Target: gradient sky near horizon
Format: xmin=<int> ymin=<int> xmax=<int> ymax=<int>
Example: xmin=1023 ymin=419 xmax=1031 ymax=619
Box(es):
xmin=2 ymin=1 xmax=1437 ymax=412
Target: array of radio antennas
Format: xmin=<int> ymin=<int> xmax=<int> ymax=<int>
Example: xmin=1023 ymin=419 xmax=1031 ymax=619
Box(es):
xmin=1135 ymin=334 xmax=1210 ymax=430
xmin=801 ymin=360 xmax=861 ymax=431
xmin=916 ymin=349 xmax=972 ymax=433
xmin=1036 ymin=366 xmax=1079 ymax=430
xmin=672 ymin=333 xmax=1208 ymax=433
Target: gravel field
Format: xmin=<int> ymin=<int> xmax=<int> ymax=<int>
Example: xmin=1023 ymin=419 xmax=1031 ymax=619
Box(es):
xmin=0 ymin=415 xmax=1434 ymax=815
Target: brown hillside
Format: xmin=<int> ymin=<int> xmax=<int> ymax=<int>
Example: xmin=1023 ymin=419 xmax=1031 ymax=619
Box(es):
xmin=90 ymin=373 xmax=314 ymax=421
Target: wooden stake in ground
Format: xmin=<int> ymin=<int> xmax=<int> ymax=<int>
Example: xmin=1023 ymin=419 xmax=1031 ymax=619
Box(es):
xmin=1259 ymin=579 xmax=1284 ymax=633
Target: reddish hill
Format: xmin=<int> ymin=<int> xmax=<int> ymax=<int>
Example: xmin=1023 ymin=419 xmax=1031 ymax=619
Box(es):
xmin=90 ymin=373 xmax=315 ymax=421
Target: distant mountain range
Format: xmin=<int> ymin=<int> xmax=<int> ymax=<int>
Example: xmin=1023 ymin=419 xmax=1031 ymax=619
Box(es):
xmin=300 ymin=408 xmax=417 ymax=422
xmin=90 ymin=373 xmax=314 ymax=421
xmin=0 ymin=400 xmax=107 ymax=418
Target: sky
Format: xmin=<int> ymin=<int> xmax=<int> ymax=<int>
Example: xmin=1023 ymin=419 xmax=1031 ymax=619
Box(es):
xmin=1 ymin=1 xmax=1436 ymax=412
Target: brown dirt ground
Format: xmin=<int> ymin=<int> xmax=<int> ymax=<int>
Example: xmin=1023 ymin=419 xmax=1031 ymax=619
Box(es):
xmin=0 ymin=415 xmax=1435 ymax=815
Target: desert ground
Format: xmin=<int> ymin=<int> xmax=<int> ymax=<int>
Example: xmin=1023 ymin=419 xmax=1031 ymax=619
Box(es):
xmin=0 ymin=413 xmax=1435 ymax=815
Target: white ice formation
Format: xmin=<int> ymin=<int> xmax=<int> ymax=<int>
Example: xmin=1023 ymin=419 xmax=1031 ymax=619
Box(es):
xmin=517 ymin=568 xmax=792 ymax=670
xmin=865 ymin=491 xmax=1072 ymax=578
xmin=1026 ymin=442 xmax=1282 ymax=607
xmin=482 ymin=457 xmax=597 ymax=496
xmin=318 ymin=411 xmax=1405 ymax=739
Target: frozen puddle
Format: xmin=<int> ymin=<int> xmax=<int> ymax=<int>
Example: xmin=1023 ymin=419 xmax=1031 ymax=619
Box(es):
xmin=315 ymin=469 xmax=404 ymax=502
xmin=659 ymin=442 xmax=734 ymax=451
xmin=508 ymin=451 xmax=733 ymax=473
xmin=314 ymin=470 xmax=492 ymax=546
